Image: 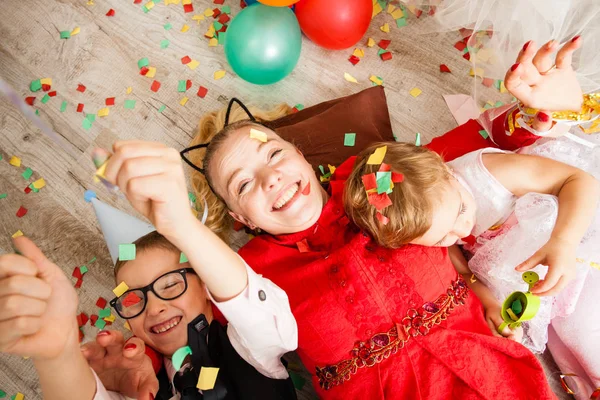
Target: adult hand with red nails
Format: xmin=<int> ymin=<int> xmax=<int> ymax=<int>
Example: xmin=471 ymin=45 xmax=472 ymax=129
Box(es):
xmin=82 ymin=330 xmax=158 ymax=400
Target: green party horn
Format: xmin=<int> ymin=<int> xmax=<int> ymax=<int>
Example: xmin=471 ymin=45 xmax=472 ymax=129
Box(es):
xmin=497 ymin=272 xmax=541 ymax=334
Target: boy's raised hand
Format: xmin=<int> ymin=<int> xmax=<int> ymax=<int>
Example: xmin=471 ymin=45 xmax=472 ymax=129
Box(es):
xmin=0 ymin=236 xmax=78 ymax=359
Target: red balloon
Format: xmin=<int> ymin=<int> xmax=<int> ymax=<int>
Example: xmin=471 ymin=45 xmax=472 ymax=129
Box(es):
xmin=295 ymin=0 xmax=373 ymax=50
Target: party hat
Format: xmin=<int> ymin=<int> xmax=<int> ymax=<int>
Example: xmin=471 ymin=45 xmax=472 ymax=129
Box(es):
xmin=90 ymin=197 xmax=155 ymax=265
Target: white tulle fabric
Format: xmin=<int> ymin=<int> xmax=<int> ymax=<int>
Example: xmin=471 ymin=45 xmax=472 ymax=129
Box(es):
xmin=448 ymin=143 xmax=600 ymax=354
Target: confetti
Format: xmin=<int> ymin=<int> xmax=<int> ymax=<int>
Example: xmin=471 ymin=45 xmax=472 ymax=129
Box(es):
xmin=440 ymin=64 xmax=451 ymax=73
xmin=12 ymin=393 xmax=24 ymax=400
xmin=380 ymin=23 xmax=390 ymax=33
xmin=478 ymin=129 xmax=489 ymax=139
xmin=30 ymin=80 xmax=42 ymax=91
xmin=146 ymin=67 xmax=157 ymax=78
xmin=157 ymin=104 xmax=166 ymax=113
xmin=71 ymin=26 xmax=81 ymax=36
xmin=95 ymin=318 xmax=107 ymax=329
xmin=77 ymin=84 xmax=86 ymax=93
xmin=367 ymin=38 xmax=375 ymax=47
xmin=222 ymin=5 xmax=230 ymax=14
xmin=197 ymin=86 xmax=208 ymax=98
xmin=144 ymin=1 xmax=155 ymax=11
xmin=181 ymin=24 xmax=190 ymax=32
xmin=187 ymin=59 xmax=200 ymax=70
xmin=180 ymin=252 xmax=188 ymax=263
xmin=391 ymin=8 xmax=404 ymax=19
xmin=164 ymin=22 xmax=172 ymax=30
xmin=197 ymin=367 xmax=220 ymax=390
xmin=113 ymin=281 xmax=129 ymax=297
xmin=181 ymin=55 xmax=192 ymax=65
xmin=124 ymin=99 xmax=136 ymax=109
xmin=151 ymin=80 xmax=161 ymax=92
xmin=119 ymin=244 xmax=136 ymax=261
xmin=469 ymin=67 xmax=485 ymax=78
xmin=454 ymin=41 xmax=466 ymax=52
xmin=367 ymin=146 xmax=387 ymax=165
xmin=344 ymin=72 xmax=358 ymax=83
xmin=98 ymin=107 xmax=110 ymax=117
xmin=77 ymin=313 xmax=89 ymax=327
xmin=409 ymin=87 xmax=422 ymax=98
xmin=104 ymin=314 xmax=116 ymax=323
xmin=22 ymin=167 xmax=33 ymax=180
xmin=122 ymin=292 xmax=142 ymax=307
xmin=0 ymin=194 xmax=6 ymax=200
xmin=180 ymin=97 xmax=189 ymax=106
xmin=362 ymin=173 xmax=377 ymax=190
xmin=378 ymin=39 xmax=391 ymax=49
xmin=415 ymin=132 xmax=421 ymax=146
xmin=214 ymin=70 xmax=226 ymax=80
xmin=192 ymin=14 xmax=205 ymax=23
xmin=80 ymin=265 xmax=88 ymax=274
xmin=218 ymin=13 xmax=230 ymax=24
xmin=352 ymin=48 xmax=364 ymax=58
xmin=41 ymin=94 xmax=50 ymax=104
xmin=126 ymin=87 xmax=132 ymax=94
xmin=208 ymin=38 xmax=219 ymax=47
xmin=106 ymin=8 xmax=115 ymax=16
xmin=96 ymin=297 xmax=108 ymax=309
xmin=380 ymin=52 xmax=392 ymax=61
xmin=482 ymin=77 xmax=494 ymax=87
xmin=348 ymin=55 xmax=360 ymax=65
xmin=16 ymin=206 xmax=28 ymax=218
xmin=372 ymin=1 xmax=383 ymax=17
xmin=60 ymin=31 xmax=71 ymax=39
xmin=296 ymin=239 xmax=310 ymax=253
xmin=60 ymin=100 xmax=68 ymax=112
xmin=25 ymin=97 xmax=35 ymax=106
xmin=82 ymin=117 xmax=93 ymax=130
xmin=178 ymin=80 xmax=188 ymax=92
xmin=369 ymin=75 xmax=383 ymax=86
xmin=12 ymin=230 xmax=24 ymax=238
xmin=9 ymin=156 xmax=21 ymax=167
xmin=72 ymin=267 xmax=83 ymax=279
xmin=138 ymin=57 xmax=150 ymax=69
xmin=105 ymin=97 xmax=115 ymax=106
xmin=249 ymin=128 xmax=268 ymax=143
xmin=376 ymin=171 xmax=392 ymax=194
xmin=376 ymin=212 xmax=389 ymax=225
xmin=368 ymin=192 xmax=392 ymax=211
xmin=344 ymin=133 xmax=356 ymax=147
xmin=392 ymin=172 xmax=404 ymax=183
xmin=124 ymin=321 xmax=131 ymax=331
xmin=183 ymin=3 xmax=193 ymax=12
xmin=160 ymin=39 xmax=170 ymax=49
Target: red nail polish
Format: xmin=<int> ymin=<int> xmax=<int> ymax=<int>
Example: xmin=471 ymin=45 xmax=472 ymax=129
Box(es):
xmin=537 ymin=112 xmax=550 ymax=122
xmin=124 ymin=343 xmax=137 ymax=350
xmin=522 ymin=41 xmax=530 ymax=51
xmin=511 ymin=63 xmax=520 ymax=71
xmin=97 ymin=330 xmax=110 ymax=337
xmin=571 ymin=35 xmax=581 ymax=43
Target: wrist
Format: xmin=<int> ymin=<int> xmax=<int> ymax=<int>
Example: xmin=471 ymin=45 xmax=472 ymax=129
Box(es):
xmin=163 ymin=215 xmax=205 ymax=250
xmin=33 ymin=322 xmax=80 ymax=366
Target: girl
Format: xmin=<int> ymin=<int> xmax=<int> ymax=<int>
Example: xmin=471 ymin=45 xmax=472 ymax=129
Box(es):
xmin=343 ymin=43 xmax=600 ymax=399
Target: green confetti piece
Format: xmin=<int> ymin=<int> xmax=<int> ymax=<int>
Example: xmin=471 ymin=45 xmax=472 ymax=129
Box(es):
xmin=415 ymin=132 xmax=421 ymax=146
xmin=180 ymin=252 xmax=188 ymax=263
xmin=22 ymin=167 xmax=33 ymax=180
xmin=494 ymin=80 xmax=503 ymax=90
xmin=376 ymin=171 xmax=392 ymax=194
xmin=98 ymin=307 xmax=111 ymax=318
xmin=172 ymin=346 xmax=193 ymax=370
xmin=160 ymin=39 xmax=170 ymax=49
xmin=395 ymin=17 xmax=407 ymax=28
xmin=495 ymin=101 xmax=504 ymax=107
xmin=344 ymin=133 xmax=356 ymax=147
xmin=95 ymin=318 xmax=106 ymax=330
xmin=124 ymin=99 xmax=137 ymax=109
xmin=60 ymin=100 xmax=67 ymax=112
xmin=0 ymin=154 xmax=3 ymax=161
xmin=35 ymin=109 xmax=39 ymax=115
xmin=294 ymin=103 xmax=304 ymax=111
xmin=0 ymin=389 xmax=5 ymax=397
xmin=82 ymin=118 xmax=93 ymax=130
xmin=138 ymin=57 xmax=150 ymax=69
xmin=511 ymin=299 xmax=523 ymax=315
xmin=164 ymin=22 xmax=172 ymax=30
xmin=86 ymin=113 xmax=96 ymax=122
xmin=177 ymin=80 xmax=187 ymax=92
xmin=80 ymin=265 xmax=88 ymax=274
xmin=222 ymin=5 xmax=230 ymax=14
xmin=30 ymin=79 xmax=42 ymax=92
xmin=213 ymin=21 xmax=223 ymax=31
xmin=142 ymin=5 xmax=149 ymax=12
xmin=483 ymin=103 xmax=493 ymax=110
xmin=119 ymin=243 xmax=136 ymax=261
xmin=158 ymin=104 xmax=166 ymax=113
xmin=0 ymin=194 xmax=7 ymax=200
xmin=377 ymin=49 xmax=386 ymax=56
xmin=41 ymin=94 xmax=50 ymax=104
xmin=318 ymin=165 xmax=325 ymax=175
xmin=188 ymin=192 xmax=197 ymax=203
xmin=30 ymin=185 xmax=39 ymax=193
xmin=479 ymin=129 xmax=489 ymax=139
xmin=218 ymin=31 xmax=226 ymax=45
xmin=60 ymin=30 xmax=71 ymax=39
xmin=89 ymin=256 xmax=97 ymax=263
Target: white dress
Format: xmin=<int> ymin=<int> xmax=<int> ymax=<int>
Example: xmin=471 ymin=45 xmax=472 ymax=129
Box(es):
xmin=447 ymin=142 xmax=600 ymax=398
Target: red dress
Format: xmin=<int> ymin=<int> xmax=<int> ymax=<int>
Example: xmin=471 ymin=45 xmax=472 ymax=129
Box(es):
xmin=238 ymin=112 xmax=554 ymax=399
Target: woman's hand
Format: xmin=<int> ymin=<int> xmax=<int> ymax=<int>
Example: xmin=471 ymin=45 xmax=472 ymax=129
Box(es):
xmin=93 ymin=141 xmax=196 ymax=244
xmin=505 ymin=37 xmax=583 ymax=132
xmin=484 ymin=301 xmax=523 ymax=343
xmin=0 ymin=236 xmax=78 ymax=360
xmin=81 ymin=330 xmax=158 ymax=400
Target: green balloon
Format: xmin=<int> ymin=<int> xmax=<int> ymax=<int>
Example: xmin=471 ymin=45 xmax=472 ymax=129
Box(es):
xmin=224 ymin=4 xmax=301 ymax=85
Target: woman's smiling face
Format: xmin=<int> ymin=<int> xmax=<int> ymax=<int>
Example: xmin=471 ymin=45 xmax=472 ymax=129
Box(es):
xmin=208 ymin=125 xmax=328 ymax=235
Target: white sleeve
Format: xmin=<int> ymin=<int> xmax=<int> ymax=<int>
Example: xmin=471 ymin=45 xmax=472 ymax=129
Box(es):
xmin=206 ymin=257 xmax=298 ymax=379
xmin=91 ymin=369 xmax=129 ymax=400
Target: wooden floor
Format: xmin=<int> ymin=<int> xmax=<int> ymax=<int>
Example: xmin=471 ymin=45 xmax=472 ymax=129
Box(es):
xmin=0 ymin=0 xmax=570 ymax=398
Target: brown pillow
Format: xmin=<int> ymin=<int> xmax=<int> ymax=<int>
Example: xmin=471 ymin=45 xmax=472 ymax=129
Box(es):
xmin=265 ymin=86 xmax=394 ymax=173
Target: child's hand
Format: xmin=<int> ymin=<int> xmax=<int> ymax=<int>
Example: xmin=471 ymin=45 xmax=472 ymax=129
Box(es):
xmin=484 ymin=302 xmax=523 ymax=342
xmin=93 ymin=141 xmax=196 ymax=243
xmin=505 ymin=37 xmax=583 ymax=131
xmin=81 ymin=330 xmax=158 ymax=400
xmin=516 ymin=236 xmax=577 ymax=297
xmin=0 ymin=236 xmax=78 ymax=360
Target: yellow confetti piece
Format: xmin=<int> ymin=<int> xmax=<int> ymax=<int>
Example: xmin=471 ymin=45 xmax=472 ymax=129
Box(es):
xmin=98 ymin=107 xmax=110 ymax=117
xmin=113 ymin=281 xmax=129 ymax=297
xmin=126 ymin=86 xmax=132 ymax=94
xmin=191 ymin=207 xmax=199 ymax=217
xmin=469 ymin=67 xmax=485 ymax=78
xmin=367 ymin=38 xmax=375 ymax=47
xmin=214 ymin=70 xmax=226 ymax=80
xmin=87 ymin=0 xmax=94 ymax=5
xmin=182 ymin=0 xmax=192 ymax=4
xmin=14 ymin=393 xmax=24 ymax=400
xmin=204 ymin=7 xmax=214 ymax=17
xmin=344 ymin=72 xmax=358 ymax=83
xmin=104 ymin=314 xmax=116 ymax=323
xmin=387 ymin=4 xmax=396 ymax=13
xmin=40 ymin=78 xmax=52 ymax=86
xmin=328 ymin=164 xmax=336 ymax=175
xmin=180 ymin=96 xmax=189 ymax=106
xmin=409 ymin=87 xmax=422 ymax=98
xmin=93 ymin=176 xmax=101 ymax=183
xmin=197 ymin=367 xmax=220 ymax=390
xmin=9 ymin=156 xmax=21 ymax=167
xmin=249 ymin=128 xmax=268 ymax=142
xmin=591 ymin=262 xmax=600 ymax=270
xmin=181 ymin=24 xmax=190 ymax=33
xmin=71 ymin=26 xmax=81 ymax=36
xmin=369 ymin=75 xmax=383 ymax=86
xmin=187 ymin=59 xmax=200 ymax=70
xmin=353 ymin=48 xmax=364 ymax=58
xmin=391 ymin=8 xmax=404 ymax=19
xmin=165 ymin=0 xmax=180 ymax=4
xmin=192 ymin=14 xmax=205 ymax=23
xmin=96 ymin=161 xmax=108 ymax=179
xmin=146 ymin=66 xmax=156 ymax=78
xmin=500 ymin=81 xmax=507 ymax=93
xmin=12 ymin=230 xmax=24 ymax=238
xmin=208 ymin=38 xmax=219 ymax=47
xmin=372 ymin=2 xmax=383 ymax=17
xmin=367 ymin=146 xmax=387 ymax=165
xmin=32 ymin=178 xmax=46 ymax=189
xmin=380 ymin=23 xmax=390 ymax=33
xmin=145 ymin=1 xmax=155 ymax=10
xmin=124 ymin=321 xmax=131 ymax=331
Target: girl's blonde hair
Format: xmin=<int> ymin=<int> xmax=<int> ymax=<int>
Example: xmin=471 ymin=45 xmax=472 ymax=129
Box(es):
xmin=344 ymin=142 xmax=451 ymax=248
xmin=189 ymin=102 xmax=293 ymax=243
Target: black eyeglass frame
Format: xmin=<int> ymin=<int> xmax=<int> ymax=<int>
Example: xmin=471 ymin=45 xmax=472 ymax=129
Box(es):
xmin=110 ymin=268 xmax=196 ymax=320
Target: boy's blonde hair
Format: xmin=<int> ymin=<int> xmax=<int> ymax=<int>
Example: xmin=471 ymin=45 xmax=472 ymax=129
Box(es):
xmin=344 ymin=142 xmax=451 ymax=248
xmin=188 ymin=103 xmax=293 ymax=243
xmin=114 ymin=231 xmax=180 ymax=278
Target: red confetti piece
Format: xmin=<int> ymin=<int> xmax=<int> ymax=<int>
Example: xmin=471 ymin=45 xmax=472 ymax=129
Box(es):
xmin=24 ymin=186 xmax=32 ymax=194
xmin=77 ymin=312 xmax=89 ymax=327
xmin=181 ymin=55 xmax=192 ymax=65
xmin=454 ymin=41 xmax=466 ymax=52
xmin=25 ymin=97 xmax=35 ymax=106
xmin=462 ymin=234 xmax=477 ymax=246
xmin=378 ymin=163 xmax=391 ymax=172
xmin=186 ymin=80 xmax=192 ymax=90
xmin=362 ymin=173 xmax=377 ymax=190
xmin=96 ymin=297 xmax=108 ymax=309
xmin=79 ymin=329 xmax=84 ymax=342
xmin=391 ymin=172 xmax=404 ymax=183
xmin=74 ymin=278 xmax=83 ymax=288
xmin=197 ymin=86 xmax=208 ymax=98
xmin=105 ymin=97 xmax=115 ymax=106
xmin=348 ymin=55 xmax=360 ymax=65
xmin=380 ymin=52 xmax=392 ymax=61
xmin=48 ymin=91 xmax=57 ymax=97
xmin=134 ymin=0 xmax=142 ymax=3
xmin=378 ymin=39 xmax=391 ymax=49
xmin=183 ymin=3 xmax=193 ymax=13
xmin=214 ymin=0 xmax=224 ymax=3
xmin=414 ymin=8 xmax=423 ymax=17
xmin=151 ymin=80 xmax=161 ymax=92
xmin=482 ymin=77 xmax=494 ymax=87
xmin=291 ymin=107 xmax=299 ymax=113
xmin=296 ymin=239 xmax=310 ymax=253
xmin=463 ymin=52 xmax=471 ymax=61
xmin=122 ymin=291 xmax=142 ymax=307
xmin=368 ymin=193 xmax=392 ymax=211
xmin=77 ymin=103 xmax=84 ymax=113
xmin=376 ymin=212 xmax=389 ymax=225
xmin=140 ymin=66 xmax=149 ymax=76
xmin=90 ymin=314 xmax=98 ymax=325
xmin=72 ymin=266 xmax=82 ymax=279
xmin=218 ymin=14 xmax=230 ymax=24
xmin=77 ymin=84 xmax=86 ymax=93
xmin=440 ymin=64 xmax=451 ymax=73
xmin=217 ymin=25 xmax=227 ymax=33
xmin=233 ymin=220 xmax=245 ymax=231
xmin=106 ymin=8 xmax=115 ymax=16
xmin=42 ymin=84 xmax=51 ymax=92
xmin=212 ymin=8 xmax=221 ymax=17
xmin=16 ymin=206 xmax=28 ymax=218
xmin=240 ymin=0 xmax=247 ymax=8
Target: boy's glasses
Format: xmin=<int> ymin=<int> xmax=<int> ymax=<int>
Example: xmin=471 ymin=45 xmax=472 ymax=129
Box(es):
xmin=110 ymin=268 xmax=196 ymax=319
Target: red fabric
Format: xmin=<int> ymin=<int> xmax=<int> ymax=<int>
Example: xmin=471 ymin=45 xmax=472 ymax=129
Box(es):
xmin=238 ymin=119 xmax=553 ymax=399
xmin=489 ymin=107 xmax=541 ymax=151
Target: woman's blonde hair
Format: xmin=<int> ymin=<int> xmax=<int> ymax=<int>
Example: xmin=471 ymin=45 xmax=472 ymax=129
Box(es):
xmin=189 ymin=102 xmax=293 ymax=243
xmin=344 ymin=142 xmax=451 ymax=248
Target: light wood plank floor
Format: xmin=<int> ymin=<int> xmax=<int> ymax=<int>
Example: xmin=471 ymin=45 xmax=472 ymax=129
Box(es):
xmin=0 ymin=0 xmax=570 ymax=398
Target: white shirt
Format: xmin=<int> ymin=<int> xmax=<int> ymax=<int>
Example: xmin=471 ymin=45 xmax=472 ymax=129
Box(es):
xmin=92 ymin=261 xmax=298 ymax=399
